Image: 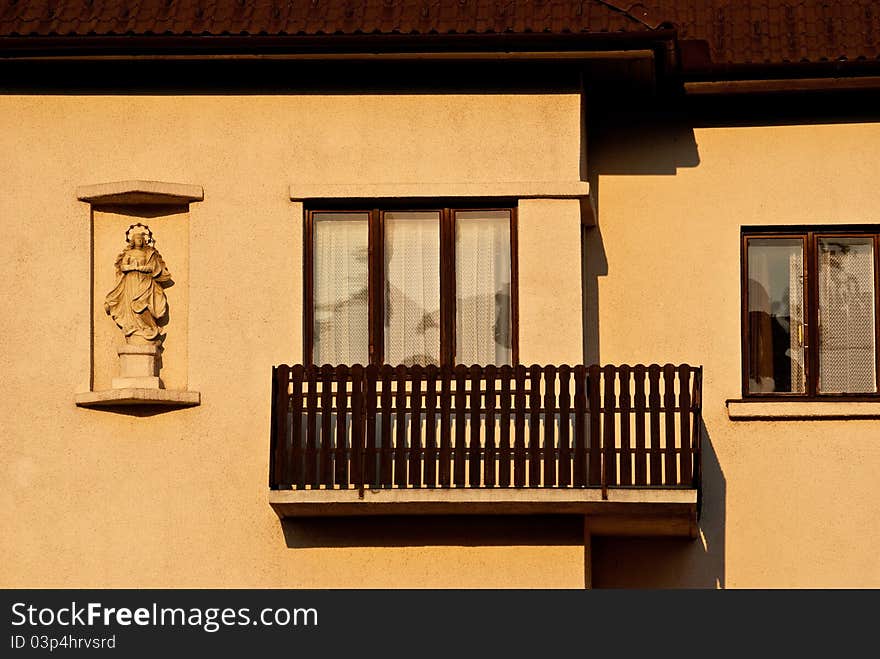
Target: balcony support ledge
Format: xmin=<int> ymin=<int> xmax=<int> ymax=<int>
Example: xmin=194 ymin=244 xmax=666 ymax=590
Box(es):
xmin=269 ymin=488 xmax=698 ymax=537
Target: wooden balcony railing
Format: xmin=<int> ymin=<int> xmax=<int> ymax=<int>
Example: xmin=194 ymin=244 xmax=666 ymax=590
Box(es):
xmin=270 ymin=363 xmax=702 ymax=497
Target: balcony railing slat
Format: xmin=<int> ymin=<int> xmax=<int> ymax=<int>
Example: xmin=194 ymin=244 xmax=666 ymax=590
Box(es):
xmin=513 ymin=365 xmax=527 ymax=487
xmin=602 ymin=364 xmax=617 ymax=489
xmin=365 ymin=364 xmax=378 ymax=488
xmin=394 ymin=365 xmax=408 ymax=488
xmin=305 ymin=367 xmax=318 ymax=488
xmin=380 ymin=365 xmax=394 ymax=488
xmin=334 ymin=364 xmax=349 ymax=488
xmin=663 ymin=364 xmax=677 ymax=486
xmin=469 ymin=365 xmax=483 ymax=488
xmin=573 ymin=365 xmax=587 ymax=487
xmin=691 ymin=367 xmax=703 ymax=491
xmin=454 ymin=365 xmax=468 ymax=487
xmin=290 ymin=364 xmax=304 ymax=490
xmin=633 ymin=365 xmax=647 ymax=485
xmin=410 ymin=365 xmax=423 ymax=488
xmin=498 ymin=365 xmax=512 ymax=488
xmin=320 ymin=364 xmax=334 ymax=488
xmin=268 ymin=362 xmax=704 ymax=493
xmin=439 ymin=367 xmax=452 ymax=487
xmin=528 ymin=365 xmax=542 ymax=487
xmin=270 ymin=365 xmax=289 ymax=488
xmin=618 ymin=365 xmax=632 ymax=486
xmin=350 ymin=364 xmax=364 ymax=491
xmin=484 ymin=365 xmax=498 ymax=488
xmin=588 ymin=364 xmax=602 ymax=487
xmin=557 ymin=365 xmax=572 ymax=488
xmin=648 ymin=365 xmax=662 ymax=485
xmin=424 ymin=365 xmax=438 ymax=488
xmin=543 ymin=365 xmax=557 ymax=488
xmin=679 ymin=365 xmax=692 ymax=486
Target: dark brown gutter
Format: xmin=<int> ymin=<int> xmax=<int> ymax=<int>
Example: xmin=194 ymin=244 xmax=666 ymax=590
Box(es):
xmin=0 ymin=31 xmax=677 ymax=59
xmin=685 ymin=76 xmax=880 ymax=95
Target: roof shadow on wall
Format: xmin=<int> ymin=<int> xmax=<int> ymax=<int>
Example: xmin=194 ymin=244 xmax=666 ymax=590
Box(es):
xmin=687 ymin=91 xmax=880 ymax=129
xmin=282 ymin=514 xmax=584 ymax=549
xmin=588 ymin=106 xmax=701 ymax=178
xmin=0 ymin=59 xmax=584 ymax=95
xmin=590 ymin=421 xmax=726 ymax=589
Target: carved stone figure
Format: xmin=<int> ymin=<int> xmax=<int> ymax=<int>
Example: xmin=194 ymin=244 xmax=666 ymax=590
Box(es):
xmin=104 ymin=223 xmax=171 ymax=345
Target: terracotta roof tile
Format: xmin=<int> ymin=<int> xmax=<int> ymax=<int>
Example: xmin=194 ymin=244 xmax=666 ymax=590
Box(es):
xmin=1 ymin=1 xmax=879 ymax=66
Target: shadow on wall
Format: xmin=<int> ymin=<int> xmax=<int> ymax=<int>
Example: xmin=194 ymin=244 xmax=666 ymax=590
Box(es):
xmin=279 ymin=420 xmax=725 ymax=588
xmin=582 ymin=107 xmax=701 ymax=366
xmin=282 ymin=514 xmax=583 ymax=549
xmin=591 ymin=421 xmax=727 ymax=588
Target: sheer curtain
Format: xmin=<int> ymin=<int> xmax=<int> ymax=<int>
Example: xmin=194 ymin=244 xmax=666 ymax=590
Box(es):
xmin=384 ymin=212 xmax=441 ymax=366
xmin=818 ymin=238 xmax=876 ymax=393
xmin=455 ymin=211 xmax=512 ymax=365
xmin=313 ymin=213 xmax=370 ymax=365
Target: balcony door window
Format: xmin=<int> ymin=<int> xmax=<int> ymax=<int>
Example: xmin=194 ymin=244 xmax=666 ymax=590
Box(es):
xmin=307 ymin=206 xmax=517 ymax=367
xmin=743 ymin=229 xmax=879 ymax=397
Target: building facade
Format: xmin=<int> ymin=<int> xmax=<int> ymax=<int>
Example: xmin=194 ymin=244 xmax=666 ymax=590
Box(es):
xmin=2 ymin=1 xmax=879 ymax=588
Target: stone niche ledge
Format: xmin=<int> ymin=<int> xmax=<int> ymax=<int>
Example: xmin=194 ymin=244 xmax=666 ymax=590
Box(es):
xmin=77 ymin=180 xmax=204 ymax=206
xmin=75 ymin=388 xmax=200 ymax=409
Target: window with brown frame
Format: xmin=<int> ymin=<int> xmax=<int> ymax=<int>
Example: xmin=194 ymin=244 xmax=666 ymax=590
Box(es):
xmin=305 ymin=206 xmax=518 ymax=367
xmin=742 ymin=227 xmax=880 ymax=398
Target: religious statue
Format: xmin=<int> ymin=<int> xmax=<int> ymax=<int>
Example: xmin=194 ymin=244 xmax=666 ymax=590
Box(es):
xmin=104 ymin=223 xmax=172 ymax=345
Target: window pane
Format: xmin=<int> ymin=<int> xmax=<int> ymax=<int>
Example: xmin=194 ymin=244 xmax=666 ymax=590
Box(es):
xmin=747 ymin=238 xmax=806 ymax=393
xmin=313 ymin=213 xmax=370 ymax=365
xmin=384 ymin=212 xmax=441 ymax=366
xmin=818 ymin=237 xmax=876 ymax=393
xmin=455 ymin=210 xmax=512 ymax=365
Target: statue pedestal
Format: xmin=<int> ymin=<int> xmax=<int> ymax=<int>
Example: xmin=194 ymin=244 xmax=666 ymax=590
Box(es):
xmin=112 ymin=343 xmax=162 ymax=389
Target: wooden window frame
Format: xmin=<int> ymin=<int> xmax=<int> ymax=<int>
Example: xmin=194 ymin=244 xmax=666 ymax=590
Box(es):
xmin=305 ymin=203 xmax=519 ymax=368
xmin=741 ymin=226 xmax=880 ymax=400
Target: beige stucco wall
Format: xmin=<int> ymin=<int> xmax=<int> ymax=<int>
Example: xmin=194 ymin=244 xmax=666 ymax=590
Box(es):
xmin=3 ymin=92 xmax=879 ymax=588
xmin=589 ymin=120 xmax=880 ymax=588
xmin=518 ymin=198 xmax=584 ymax=365
xmin=0 ymin=93 xmax=586 ymax=588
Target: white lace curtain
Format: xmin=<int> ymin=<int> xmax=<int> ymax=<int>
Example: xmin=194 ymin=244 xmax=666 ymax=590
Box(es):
xmin=455 ymin=211 xmax=512 ymax=365
xmin=384 ymin=212 xmax=441 ymax=366
xmin=818 ymin=238 xmax=876 ymax=393
xmin=313 ymin=214 xmax=370 ymax=365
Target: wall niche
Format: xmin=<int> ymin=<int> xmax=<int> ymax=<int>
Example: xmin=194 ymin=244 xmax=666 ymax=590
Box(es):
xmin=75 ymin=181 xmax=202 ymax=410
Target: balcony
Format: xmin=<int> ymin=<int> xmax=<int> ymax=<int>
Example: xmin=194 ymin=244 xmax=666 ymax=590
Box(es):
xmin=269 ymin=363 xmax=702 ymax=537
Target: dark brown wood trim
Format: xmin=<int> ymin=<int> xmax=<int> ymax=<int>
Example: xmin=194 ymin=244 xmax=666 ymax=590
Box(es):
xmin=875 ymin=233 xmax=880 ymax=395
xmin=805 ymin=232 xmax=817 ymax=397
xmin=303 ymin=210 xmax=315 ymax=367
xmin=441 ymin=207 xmax=455 ymax=367
xmin=740 ymin=231 xmax=750 ymax=399
xmin=510 ymin=206 xmax=520 ymax=366
xmin=371 ymin=208 xmax=382 ymax=367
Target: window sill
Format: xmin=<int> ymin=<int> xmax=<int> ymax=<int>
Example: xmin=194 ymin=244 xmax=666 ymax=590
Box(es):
xmin=726 ymin=399 xmax=880 ymax=420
